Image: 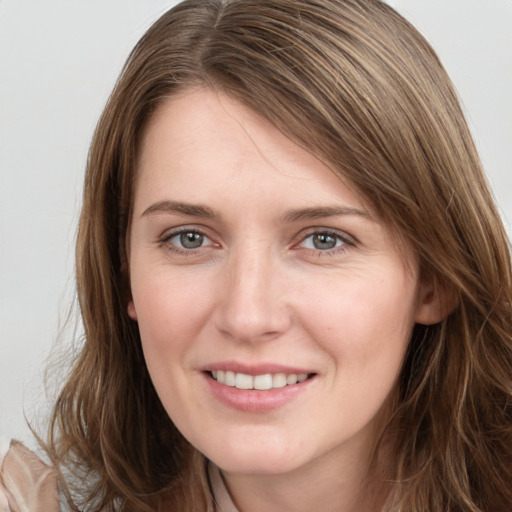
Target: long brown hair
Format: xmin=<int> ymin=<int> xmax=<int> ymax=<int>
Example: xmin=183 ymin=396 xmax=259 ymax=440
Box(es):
xmin=46 ymin=1 xmax=512 ymax=510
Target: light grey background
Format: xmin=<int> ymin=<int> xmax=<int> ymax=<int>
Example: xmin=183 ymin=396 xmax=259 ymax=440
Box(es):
xmin=1 ymin=0 xmax=511 ymax=449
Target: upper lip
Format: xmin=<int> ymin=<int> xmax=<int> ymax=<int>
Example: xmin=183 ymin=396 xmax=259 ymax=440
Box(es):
xmin=200 ymin=361 xmax=315 ymax=376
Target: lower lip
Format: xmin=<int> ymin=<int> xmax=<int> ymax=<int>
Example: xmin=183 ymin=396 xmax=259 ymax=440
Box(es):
xmin=203 ymin=372 xmax=315 ymax=412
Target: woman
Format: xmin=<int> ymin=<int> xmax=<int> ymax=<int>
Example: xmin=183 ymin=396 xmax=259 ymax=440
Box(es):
xmin=1 ymin=0 xmax=511 ymax=510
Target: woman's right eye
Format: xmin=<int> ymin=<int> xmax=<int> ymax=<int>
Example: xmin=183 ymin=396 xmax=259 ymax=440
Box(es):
xmin=160 ymin=229 xmax=215 ymax=252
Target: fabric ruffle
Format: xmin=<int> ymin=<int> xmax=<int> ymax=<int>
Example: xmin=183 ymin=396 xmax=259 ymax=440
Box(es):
xmin=0 ymin=440 xmax=238 ymax=512
xmin=0 ymin=440 xmax=60 ymax=512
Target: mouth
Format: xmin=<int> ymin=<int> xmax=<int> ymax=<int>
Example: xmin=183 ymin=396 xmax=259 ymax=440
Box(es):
xmin=203 ymin=366 xmax=317 ymax=411
xmin=209 ymin=370 xmax=315 ymax=390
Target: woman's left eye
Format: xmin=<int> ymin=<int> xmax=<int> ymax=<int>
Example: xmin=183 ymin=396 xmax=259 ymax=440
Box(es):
xmin=298 ymin=231 xmax=349 ymax=252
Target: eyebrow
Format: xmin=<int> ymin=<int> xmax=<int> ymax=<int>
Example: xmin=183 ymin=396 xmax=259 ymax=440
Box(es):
xmin=142 ymin=200 xmax=216 ymax=218
xmin=141 ymin=200 xmax=370 ymax=223
xmin=281 ymin=206 xmax=370 ymax=223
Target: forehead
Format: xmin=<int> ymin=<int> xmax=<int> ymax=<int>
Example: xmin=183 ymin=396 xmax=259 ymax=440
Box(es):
xmin=135 ymin=87 xmax=370 ymax=217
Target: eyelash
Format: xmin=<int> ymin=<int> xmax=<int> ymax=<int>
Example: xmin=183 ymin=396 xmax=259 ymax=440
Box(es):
xmin=158 ymin=227 xmax=354 ymax=257
xmin=294 ymin=229 xmax=353 ymax=256
xmin=158 ymin=227 xmax=215 ymax=255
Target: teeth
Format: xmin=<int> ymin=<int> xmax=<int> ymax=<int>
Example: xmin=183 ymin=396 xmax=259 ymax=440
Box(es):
xmin=287 ymin=373 xmax=298 ymax=385
xmin=254 ymin=374 xmax=272 ymax=390
xmin=212 ymin=371 xmax=310 ymax=390
xmin=235 ymin=373 xmax=253 ymax=389
xmin=225 ymin=371 xmax=235 ymax=387
xmin=272 ymin=373 xmax=287 ymax=388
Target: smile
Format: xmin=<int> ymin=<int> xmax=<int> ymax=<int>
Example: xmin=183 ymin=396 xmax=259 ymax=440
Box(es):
xmin=211 ymin=370 xmax=310 ymax=390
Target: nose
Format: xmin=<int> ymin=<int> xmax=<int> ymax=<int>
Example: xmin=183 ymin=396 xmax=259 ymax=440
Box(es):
xmin=213 ymin=246 xmax=291 ymax=344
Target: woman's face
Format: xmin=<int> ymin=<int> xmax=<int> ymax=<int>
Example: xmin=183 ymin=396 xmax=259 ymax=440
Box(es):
xmin=128 ymin=88 xmax=437 ymax=478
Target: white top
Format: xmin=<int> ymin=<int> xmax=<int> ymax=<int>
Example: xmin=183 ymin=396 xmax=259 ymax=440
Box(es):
xmin=208 ymin=462 xmax=240 ymax=512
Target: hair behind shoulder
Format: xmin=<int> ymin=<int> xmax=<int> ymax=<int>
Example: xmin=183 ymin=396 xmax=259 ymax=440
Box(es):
xmin=44 ymin=1 xmax=512 ymax=510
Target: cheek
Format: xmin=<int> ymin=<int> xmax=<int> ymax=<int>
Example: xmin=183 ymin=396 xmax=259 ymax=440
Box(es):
xmin=298 ymin=271 xmax=417 ymax=371
xmin=131 ymin=269 xmax=215 ymax=359
xmin=130 ymin=271 xmax=215 ymax=416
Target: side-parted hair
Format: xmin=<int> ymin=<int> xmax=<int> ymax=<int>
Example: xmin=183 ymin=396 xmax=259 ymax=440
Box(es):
xmin=46 ymin=1 xmax=512 ymax=510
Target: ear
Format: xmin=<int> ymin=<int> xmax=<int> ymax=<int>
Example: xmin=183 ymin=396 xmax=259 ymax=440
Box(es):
xmin=127 ymin=300 xmax=138 ymax=321
xmin=415 ymin=277 xmax=458 ymax=326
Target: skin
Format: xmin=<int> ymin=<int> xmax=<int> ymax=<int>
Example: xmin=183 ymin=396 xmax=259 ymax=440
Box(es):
xmin=127 ymin=88 xmax=444 ymax=512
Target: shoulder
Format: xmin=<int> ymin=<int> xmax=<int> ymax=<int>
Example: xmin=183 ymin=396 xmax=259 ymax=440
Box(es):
xmin=0 ymin=440 xmax=60 ymax=512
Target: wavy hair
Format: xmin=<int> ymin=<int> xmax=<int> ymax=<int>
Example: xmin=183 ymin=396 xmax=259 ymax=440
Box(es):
xmin=45 ymin=0 xmax=512 ymax=510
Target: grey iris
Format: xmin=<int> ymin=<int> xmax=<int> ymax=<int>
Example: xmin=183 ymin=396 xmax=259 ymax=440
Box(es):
xmin=313 ymin=233 xmax=337 ymax=250
xmin=181 ymin=232 xmax=203 ymax=249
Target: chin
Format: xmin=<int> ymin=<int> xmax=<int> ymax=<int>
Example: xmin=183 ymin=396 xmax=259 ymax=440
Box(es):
xmin=214 ymin=455 xmax=300 ymax=476
xmin=204 ymin=438 xmax=306 ymax=476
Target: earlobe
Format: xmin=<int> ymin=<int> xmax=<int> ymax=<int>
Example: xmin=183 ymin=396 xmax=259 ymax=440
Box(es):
xmin=415 ymin=279 xmax=459 ymax=326
xmin=127 ymin=301 xmax=138 ymax=321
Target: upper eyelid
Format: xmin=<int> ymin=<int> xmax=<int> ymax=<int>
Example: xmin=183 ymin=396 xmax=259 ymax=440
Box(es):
xmin=159 ymin=225 xmax=212 ymax=241
xmin=294 ymin=226 xmax=356 ymax=245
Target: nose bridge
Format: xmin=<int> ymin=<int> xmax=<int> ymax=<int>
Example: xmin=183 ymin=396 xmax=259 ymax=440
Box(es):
xmin=216 ymin=241 xmax=289 ymax=342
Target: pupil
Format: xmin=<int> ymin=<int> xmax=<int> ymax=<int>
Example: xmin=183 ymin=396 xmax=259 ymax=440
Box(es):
xmin=313 ymin=233 xmax=336 ymax=250
xmin=180 ymin=232 xmax=203 ymax=249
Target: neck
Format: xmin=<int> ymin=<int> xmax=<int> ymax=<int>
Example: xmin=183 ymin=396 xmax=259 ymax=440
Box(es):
xmin=220 ymin=434 xmax=394 ymax=512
